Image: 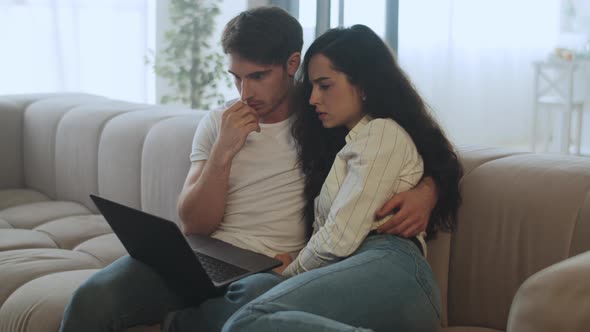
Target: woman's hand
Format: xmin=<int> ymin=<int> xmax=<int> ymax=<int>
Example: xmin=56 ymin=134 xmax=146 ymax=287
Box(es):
xmin=272 ymin=253 xmax=293 ymax=274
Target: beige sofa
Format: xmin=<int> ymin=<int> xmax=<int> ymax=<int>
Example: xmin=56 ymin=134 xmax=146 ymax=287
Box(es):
xmin=0 ymin=94 xmax=588 ymax=332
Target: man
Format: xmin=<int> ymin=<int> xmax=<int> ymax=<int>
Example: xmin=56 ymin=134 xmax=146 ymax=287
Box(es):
xmin=60 ymin=6 xmax=438 ymax=332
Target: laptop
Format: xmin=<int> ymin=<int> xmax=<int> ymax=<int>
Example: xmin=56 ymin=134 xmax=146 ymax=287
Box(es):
xmin=90 ymin=194 xmax=282 ymax=304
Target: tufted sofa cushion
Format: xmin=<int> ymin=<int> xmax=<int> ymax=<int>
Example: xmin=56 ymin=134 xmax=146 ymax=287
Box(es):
xmin=0 ymin=94 xmax=205 ymax=332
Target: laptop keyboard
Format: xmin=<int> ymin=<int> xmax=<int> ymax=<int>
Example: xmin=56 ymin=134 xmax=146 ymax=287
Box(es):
xmin=194 ymin=252 xmax=249 ymax=284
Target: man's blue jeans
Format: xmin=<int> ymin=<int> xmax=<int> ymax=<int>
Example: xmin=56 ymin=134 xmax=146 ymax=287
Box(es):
xmin=59 ymin=255 xmax=283 ymax=332
xmin=222 ymin=234 xmax=442 ymax=332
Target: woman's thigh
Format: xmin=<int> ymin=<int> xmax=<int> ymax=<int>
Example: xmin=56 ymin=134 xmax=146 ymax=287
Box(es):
xmin=226 ymin=235 xmax=441 ymax=332
xmin=164 ymin=272 xmax=284 ymax=332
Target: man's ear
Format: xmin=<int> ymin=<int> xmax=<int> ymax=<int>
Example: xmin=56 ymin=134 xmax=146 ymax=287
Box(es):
xmin=286 ymin=52 xmax=301 ymax=77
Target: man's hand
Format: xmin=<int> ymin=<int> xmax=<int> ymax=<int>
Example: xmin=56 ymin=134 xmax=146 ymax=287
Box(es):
xmin=375 ymin=177 xmax=438 ymax=237
xmin=213 ymin=101 xmax=260 ymax=163
xmin=272 ymin=253 xmax=293 ymax=274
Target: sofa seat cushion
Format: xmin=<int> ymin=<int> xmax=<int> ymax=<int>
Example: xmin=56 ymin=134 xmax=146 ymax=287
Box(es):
xmin=0 ymin=189 xmax=49 ymax=210
xmin=0 ymin=249 xmax=103 ymax=307
xmin=0 ymin=229 xmax=57 ymax=251
xmin=0 ymin=201 xmax=91 ymax=229
xmin=0 ymin=217 xmax=13 ymax=228
xmin=34 ymin=214 xmax=112 ymax=250
xmin=0 ymin=269 xmax=98 ymax=332
xmin=73 ymin=233 xmax=127 ymax=265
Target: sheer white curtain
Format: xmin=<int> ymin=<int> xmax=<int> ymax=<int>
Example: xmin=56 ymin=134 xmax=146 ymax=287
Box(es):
xmin=398 ymin=0 xmax=560 ymax=148
xmin=0 ymin=0 xmax=154 ymax=103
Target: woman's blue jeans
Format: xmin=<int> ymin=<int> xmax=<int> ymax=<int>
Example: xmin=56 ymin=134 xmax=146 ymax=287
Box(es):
xmin=222 ymin=234 xmax=442 ymax=332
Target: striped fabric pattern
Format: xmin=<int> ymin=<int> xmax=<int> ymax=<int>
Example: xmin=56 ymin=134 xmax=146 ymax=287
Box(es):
xmin=283 ymin=116 xmax=425 ymax=277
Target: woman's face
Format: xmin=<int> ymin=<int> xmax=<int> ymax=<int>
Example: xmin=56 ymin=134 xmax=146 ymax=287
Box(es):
xmin=308 ymin=54 xmax=364 ymax=130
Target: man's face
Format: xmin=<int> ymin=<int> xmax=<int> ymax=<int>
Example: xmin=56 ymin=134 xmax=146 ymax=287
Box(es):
xmin=228 ymin=54 xmax=298 ymax=124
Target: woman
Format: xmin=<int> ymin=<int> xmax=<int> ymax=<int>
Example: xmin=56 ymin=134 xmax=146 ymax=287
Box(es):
xmin=222 ymin=25 xmax=462 ymax=332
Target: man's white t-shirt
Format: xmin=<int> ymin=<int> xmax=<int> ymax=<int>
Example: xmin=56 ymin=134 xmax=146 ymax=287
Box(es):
xmin=190 ymin=109 xmax=307 ymax=257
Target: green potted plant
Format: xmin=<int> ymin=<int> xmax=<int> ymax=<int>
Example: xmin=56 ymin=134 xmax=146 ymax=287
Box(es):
xmin=148 ymin=0 xmax=228 ymax=110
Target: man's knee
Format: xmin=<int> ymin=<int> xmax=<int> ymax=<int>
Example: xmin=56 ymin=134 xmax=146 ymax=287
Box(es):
xmin=61 ymin=257 xmax=141 ymax=330
xmin=225 ymin=273 xmax=283 ymax=303
xmin=60 ymin=277 xmax=118 ymax=331
xmin=76 ymin=276 xmax=119 ymax=309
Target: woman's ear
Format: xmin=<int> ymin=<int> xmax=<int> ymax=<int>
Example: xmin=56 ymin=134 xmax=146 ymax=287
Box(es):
xmin=286 ymin=52 xmax=301 ymax=77
xmin=357 ymin=87 xmax=367 ymax=102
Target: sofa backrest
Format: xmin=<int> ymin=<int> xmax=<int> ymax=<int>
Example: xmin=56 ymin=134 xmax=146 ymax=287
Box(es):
xmin=434 ymin=146 xmax=590 ymax=330
xmin=0 ymin=94 xmax=205 ymax=224
xmin=0 ymin=94 xmax=104 ymax=190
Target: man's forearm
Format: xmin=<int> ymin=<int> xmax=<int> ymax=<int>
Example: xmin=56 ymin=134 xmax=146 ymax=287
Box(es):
xmin=178 ymin=147 xmax=232 ymax=235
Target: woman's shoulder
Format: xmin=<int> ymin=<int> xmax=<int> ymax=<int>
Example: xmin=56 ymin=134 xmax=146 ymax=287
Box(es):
xmin=361 ymin=117 xmax=412 ymax=142
xmin=367 ymin=117 xmax=401 ymax=129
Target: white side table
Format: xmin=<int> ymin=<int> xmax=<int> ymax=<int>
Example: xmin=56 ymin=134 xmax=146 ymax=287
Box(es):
xmin=531 ymin=60 xmax=586 ymax=154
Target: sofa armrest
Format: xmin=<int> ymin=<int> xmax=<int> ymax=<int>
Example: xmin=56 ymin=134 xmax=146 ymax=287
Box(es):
xmin=507 ymin=251 xmax=590 ymax=332
xmin=0 ymin=98 xmax=24 ymax=189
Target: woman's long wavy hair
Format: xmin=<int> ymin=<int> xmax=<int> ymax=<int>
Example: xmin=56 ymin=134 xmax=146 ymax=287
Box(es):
xmin=291 ymin=25 xmax=463 ymax=239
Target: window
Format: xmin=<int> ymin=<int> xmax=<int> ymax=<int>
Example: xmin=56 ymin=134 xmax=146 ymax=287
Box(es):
xmin=0 ymin=0 xmax=155 ymax=103
xmin=330 ymin=0 xmax=386 ymax=38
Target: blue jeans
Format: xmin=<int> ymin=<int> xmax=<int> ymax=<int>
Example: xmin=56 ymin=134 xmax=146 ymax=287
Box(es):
xmin=222 ymin=234 xmax=442 ymax=332
xmin=59 ymin=255 xmax=283 ymax=332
